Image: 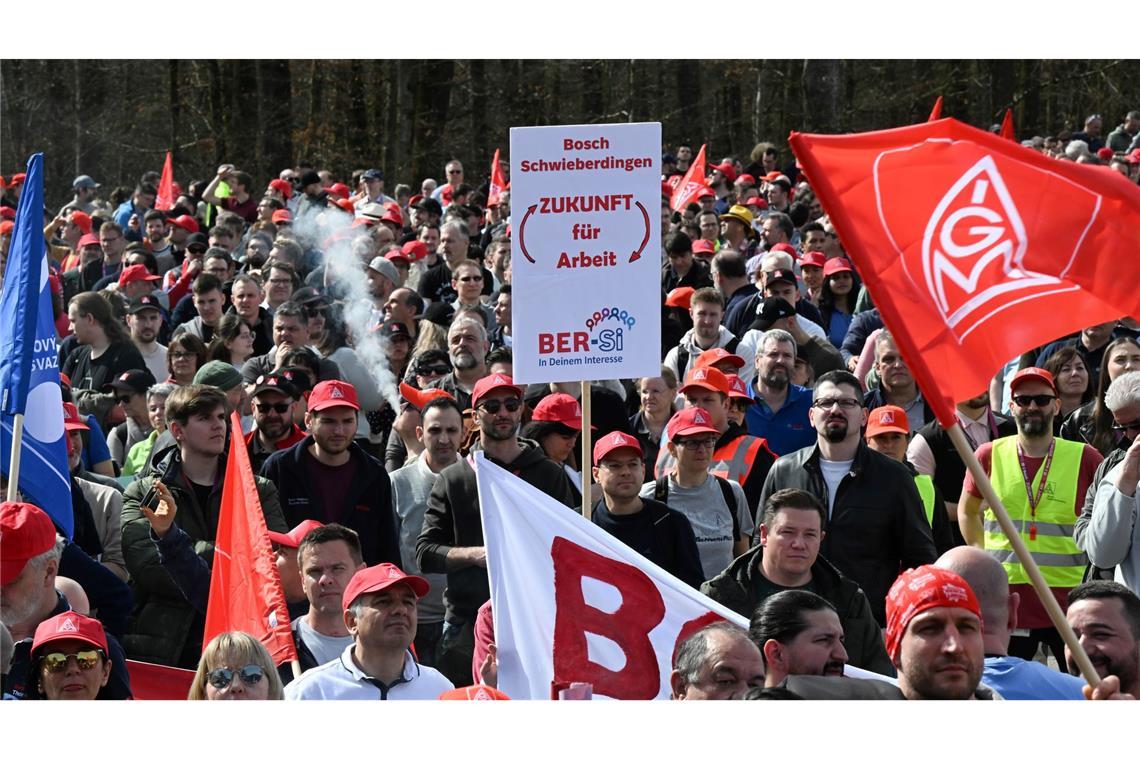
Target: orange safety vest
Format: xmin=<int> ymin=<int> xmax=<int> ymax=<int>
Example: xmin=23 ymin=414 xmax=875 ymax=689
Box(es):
xmin=656 ymin=433 xmax=773 ymax=482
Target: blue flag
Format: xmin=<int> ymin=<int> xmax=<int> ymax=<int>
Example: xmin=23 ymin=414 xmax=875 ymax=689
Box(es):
xmin=1 ymin=153 xmax=72 ymax=536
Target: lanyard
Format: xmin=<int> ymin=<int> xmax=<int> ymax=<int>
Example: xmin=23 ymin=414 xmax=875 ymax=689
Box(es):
xmin=1016 ymin=440 xmax=1055 ymax=541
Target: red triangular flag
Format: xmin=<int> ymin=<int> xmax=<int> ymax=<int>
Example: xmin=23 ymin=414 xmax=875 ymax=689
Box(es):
xmin=1000 ymin=109 xmax=1016 ymax=141
xmin=488 ymin=148 xmax=507 ymax=206
xmin=156 ymin=152 xmax=174 ymax=211
xmin=789 ymin=118 xmax=1140 ymax=427
xmin=928 ymin=96 xmax=943 ymax=122
xmin=669 ymin=144 xmax=707 ymax=212
xmin=203 ymin=411 xmax=298 ymax=666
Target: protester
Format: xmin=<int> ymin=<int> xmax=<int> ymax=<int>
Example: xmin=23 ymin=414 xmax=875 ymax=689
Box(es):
xmin=165 ymin=332 xmax=208 ymax=386
xmin=749 ymin=590 xmax=850 ymax=686
xmin=745 ymin=329 xmax=817 ymax=455
xmin=1064 ymin=581 xmax=1140 ymax=700
xmin=245 ymin=371 xmax=307 ymax=473
xmin=188 ymin=631 xmax=284 ymax=700
xmin=669 ymin=622 xmax=765 ymax=700
xmin=630 ymin=371 xmax=678 ymax=479
xmin=25 ymin=611 xmax=117 ymax=700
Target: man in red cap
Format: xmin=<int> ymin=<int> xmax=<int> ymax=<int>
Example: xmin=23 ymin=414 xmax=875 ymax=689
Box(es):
xmin=885 ymin=565 xmax=992 ymax=699
xmin=641 ymin=406 xmax=755 ymax=581
xmin=284 ymin=563 xmax=452 ymax=699
xmin=60 ymin=232 xmax=105 ymax=305
xmin=1 ymin=502 xmax=132 ymax=699
xmin=960 ymin=366 xmax=1103 ymax=669
xmin=261 ymin=380 xmax=400 ymax=569
xmin=591 ymin=431 xmax=704 ymax=588
xmin=417 ymin=373 xmax=576 ymax=686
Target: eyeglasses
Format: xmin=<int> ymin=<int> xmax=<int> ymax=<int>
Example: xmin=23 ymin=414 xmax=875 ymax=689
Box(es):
xmin=207 ymin=665 xmax=266 ymax=690
xmin=115 ymin=395 xmax=134 ymax=405
xmin=447 ymin=170 xmax=463 ymax=175
xmin=456 ymin=275 xmax=483 ymax=282
xmin=1011 ymin=394 xmax=1057 ymax=408
xmin=478 ymin=398 xmax=522 ymax=414
xmin=1111 ymin=420 xmax=1140 ymax=434
xmin=305 ymin=307 xmax=327 ymax=317
xmin=255 ymin=402 xmax=291 ymax=414
xmin=417 ymin=365 xmax=450 ymax=376
xmin=42 ymin=650 xmax=102 ymax=673
xmin=675 ymin=437 xmax=717 ymax=450
xmin=811 ymin=397 xmax=861 ymax=410
xmin=169 ymin=351 xmax=195 ymax=360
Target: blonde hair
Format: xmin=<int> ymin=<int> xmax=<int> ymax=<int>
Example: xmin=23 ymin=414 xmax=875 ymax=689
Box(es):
xmin=187 ymin=631 xmax=284 ymax=700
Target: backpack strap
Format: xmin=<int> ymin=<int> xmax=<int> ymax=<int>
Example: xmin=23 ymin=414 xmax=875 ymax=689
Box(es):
xmin=654 ymin=476 xmax=669 ymax=504
xmin=715 ymin=476 xmax=742 ymax=541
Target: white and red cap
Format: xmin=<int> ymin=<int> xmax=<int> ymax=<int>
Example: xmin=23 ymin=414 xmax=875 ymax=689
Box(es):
xmin=666 ymin=407 xmax=719 ymax=439
xmin=31 ymin=611 xmax=108 ymax=657
xmin=307 ymin=380 xmax=360 ymax=413
xmin=343 ymin=563 xmax=430 ymax=609
xmin=471 ymin=373 xmax=522 ymax=408
xmin=267 ymin=519 xmax=324 ymax=549
xmin=532 ymin=393 xmax=592 ymax=431
xmin=592 ymin=431 xmax=643 ymax=465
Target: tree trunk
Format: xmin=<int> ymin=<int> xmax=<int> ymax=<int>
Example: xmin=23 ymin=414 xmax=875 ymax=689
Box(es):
xmin=257 ymin=60 xmax=293 ymax=180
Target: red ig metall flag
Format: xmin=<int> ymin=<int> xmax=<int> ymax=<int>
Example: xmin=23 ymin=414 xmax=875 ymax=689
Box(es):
xmin=203 ymin=411 xmax=297 ymax=666
xmin=488 ymin=148 xmax=507 ymax=207
xmin=790 ymin=118 xmax=1140 ymax=427
xmin=156 ymin=152 xmax=175 ymax=211
xmin=669 ymin=144 xmax=707 ymax=212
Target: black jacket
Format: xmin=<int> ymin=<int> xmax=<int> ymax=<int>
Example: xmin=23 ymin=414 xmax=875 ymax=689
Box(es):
xmin=591 ymin=497 xmax=705 ymax=589
xmin=701 ymin=545 xmax=893 ymax=675
xmin=260 ymin=436 xmax=401 ymax=567
xmin=417 ymin=440 xmax=577 ymax=620
xmin=758 ymin=440 xmax=937 ymax=625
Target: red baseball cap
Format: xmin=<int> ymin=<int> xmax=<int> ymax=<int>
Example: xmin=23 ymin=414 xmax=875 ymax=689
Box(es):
xmin=823 ymin=257 xmax=854 ymax=277
xmin=0 ymin=207 xmax=16 ymax=220
xmin=78 ymin=233 xmax=101 ymax=249
xmin=744 ymin=197 xmax=769 ymax=210
xmin=10 ymin=172 xmax=26 ymax=186
xmin=62 ymin=402 xmax=90 ymax=431
xmin=334 ymin=197 xmax=356 ymax=215
xmin=799 ymin=251 xmax=826 ymax=269
xmin=592 ymin=430 xmax=643 ymax=465
xmin=385 ymin=249 xmax=411 ymax=266
xmin=664 ymin=286 xmax=695 ymax=309
xmin=69 ymin=211 xmax=93 ymax=234
xmin=1 ymin=501 xmax=58 ymax=585
xmin=695 ymin=186 xmax=716 ymax=200
xmin=0 ymin=221 xmax=13 ymax=236
xmin=267 ymin=519 xmax=324 ymax=549
xmin=272 ymin=209 xmax=293 ymax=224
xmin=118 ymin=264 xmax=160 ymax=287
xmin=1127 ymin=148 xmax=1140 ymax=165
xmin=399 ymin=382 xmax=455 ymax=410
xmin=691 ymin=239 xmax=716 ymax=257
xmin=401 ymin=240 xmax=429 ymax=262
xmin=31 ymin=611 xmax=109 ymax=657
xmin=532 ymin=393 xmax=591 ymax=431
xmin=343 ymin=563 xmax=430 ymax=610
xmin=694 ymin=348 xmax=745 ymax=372
xmin=380 ymin=204 xmax=403 ymax=227
xmin=1009 ymin=367 xmax=1058 ymax=395
xmin=268 ymin=178 xmax=293 ymax=199
xmin=408 ymin=194 xmax=424 ymax=207
xmin=439 ymin=684 xmax=511 ymax=701
xmin=680 ymin=366 xmax=731 ymax=397
xmin=865 ymin=405 xmax=910 ymax=438
xmin=760 ymin=171 xmax=784 ymax=182
xmin=307 ymin=380 xmax=360 ymax=413
xmin=471 ymin=373 xmax=522 ymax=408
xmin=726 ymin=375 xmax=755 ymax=403
xmin=712 ymin=161 xmax=737 ymax=183
xmin=736 ymin=173 xmax=756 ymax=187
xmin=666 ymin=407 xmax=720 ymax=440
xmin=768 ymin=242 xmax=797 ymax=257
xmin=327 ymin=182 xmax=350 ymax=200
xmin=168 ymin=215 xmax=200 ymax=234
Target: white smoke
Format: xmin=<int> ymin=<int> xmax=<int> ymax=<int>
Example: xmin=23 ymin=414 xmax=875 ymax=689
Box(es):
xmin=288 ymin=200 xmax=400 ymax=412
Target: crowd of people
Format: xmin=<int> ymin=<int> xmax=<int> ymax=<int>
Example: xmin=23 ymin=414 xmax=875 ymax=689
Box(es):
xmin=1 ymin=109 xmax=1139 ymax=701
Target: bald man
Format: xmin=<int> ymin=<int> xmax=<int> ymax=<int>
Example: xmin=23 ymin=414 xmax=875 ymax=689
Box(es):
xmin=935 ymin=547 xmax=1084 ymax=700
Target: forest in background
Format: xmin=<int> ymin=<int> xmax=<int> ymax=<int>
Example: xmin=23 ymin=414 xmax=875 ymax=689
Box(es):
xmin=2 ymin=59 xmax=1135 ymax=209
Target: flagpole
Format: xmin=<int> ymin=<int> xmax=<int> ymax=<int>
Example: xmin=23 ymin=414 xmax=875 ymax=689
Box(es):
xmin=5 ymin=413 xmax=24 ymax=500
xmin=580 ymin=381 xmax=592 ymax=520
xmin=291 ymin=660 xmax=301 ymax=678
xmin=945 ymin=423 xmax=1100 ymax=688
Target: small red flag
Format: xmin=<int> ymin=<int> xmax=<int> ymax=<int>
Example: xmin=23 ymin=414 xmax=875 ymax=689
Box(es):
xmin=670 ymin=144 xmax=708 ymax=212
xmin=928 ymin=96 xmax=943 ymax=122
xmin=1000 ymin=109 xmax=1016 ymax=141
xmin=156 ymin=152 xmax=174 ymax=211
xmin=789 ymin=118 xmax=1140 ymax=427
xmin=488 ymin=148 xmax=507 ymax=206
xmin=203 ymin=411 xmax=298 ymax=666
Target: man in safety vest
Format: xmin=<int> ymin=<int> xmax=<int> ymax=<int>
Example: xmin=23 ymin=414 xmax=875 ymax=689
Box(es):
xmin=959 ymin=367 xmax=1104 ymax=670
xmin=864 ymin=405 xmax=954 ymax=554
xmin=656 ymin=365 xmax=776 ymax=517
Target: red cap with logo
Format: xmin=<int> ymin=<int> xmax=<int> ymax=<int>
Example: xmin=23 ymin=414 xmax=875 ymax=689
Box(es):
xmin=666 ymin=406 xmax=720 ymax=440
xmin=31 ymin=611 xmax=109 ymax=656
xmin=691 ymin=239 xmax=716 ymax=257
xmin=823 ymin=257 xmax=854 ymax=277
xmin=744 ymin=196 xmax=769 ymax=210
xmin=885 ymin=565 xmax=982 ymax=661
xmin=343 ymin=563 xmax=430 ymax=609
xmin=385 ymin=249 xmax=411 ymax=265
xmin=471 ymin=373 xmax=522 ymax=408
xmin=62 ymin=402 xmax=90 ymax=431
xmin=307 ymin=380 xmax=360 ymax=413
xmin=118 ymin=264 xmax=161 ymax=287
xmin=439 ymin=684 xmax=511 ymax=701
xmin=679 ymin=366 xmax=731 ymax=397
xmin=712 ymin=161 xmax=737 ymax=183
xmin=267 ymin=519 xmax=324 ymax=549
xmin=168 ymin=215 xmax=200 ymax=234
xmin=694 ymin=348 xmax=745 ymax=372
xmin=380 ymin=204 xmax=403 ymax=227
xmin=1009 ymin=367 xmax=1058 ymax=395
xmin=799 ymin=251 xmax=826 ymax=269
xmin=327 ymin=182 xmax=350 ymax=200
xmin=726 ymin=375 xmax=755 ymax=403
xmin=532 ymin=393 xmax=592 ymax=431
xmin=592 ymin=430 xmax=643 ymax=465
xmin=399 ymin=382 xmax=455 ymax=410
xmin=866 ymin=405 xmax=909 ymax=438
xmin=1 ymin=501 xmax=58 ymax=584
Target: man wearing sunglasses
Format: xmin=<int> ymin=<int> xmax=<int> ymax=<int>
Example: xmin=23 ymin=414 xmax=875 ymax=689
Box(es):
xmin=245 ymin=372 xmax=306 ymax=473
xmin=105 ymin=368 xmax=157 ymax=470
xmin=960 ymin=367 xmax=1104 ymax=669
xmin=759 ymin=370 xmax=937 ymax=625
xmin=417 ymin=373 xmax=577 ymax=686
xmin=1078 ymin=372 xmax=1140 ymax=595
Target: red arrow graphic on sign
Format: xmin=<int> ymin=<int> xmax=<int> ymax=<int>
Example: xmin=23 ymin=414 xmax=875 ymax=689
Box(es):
xmin=518 ymin=204 xmax=537 ymax=263
xmin=629 ymin=201 xmax=650 ymax=263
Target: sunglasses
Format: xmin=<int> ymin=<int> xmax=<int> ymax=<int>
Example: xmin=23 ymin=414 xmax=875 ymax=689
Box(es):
xmin=417 ymin=365 xmax=450 ymax=376
xmin=255 ymin=402 xmax=291 ymax=414
xmin=1111 ymin=420 xmax=1140 ymax=434
xmin=115 ymin=395 xmax=134 ymax=405
xmin=207 ymin=665 xmax=266 ymax=690
xmin=1011 ymin=394 xmax=1056 ymax=408
xmin=478 ymin=397 xmax=522 ymax=414
xmin=42 ymin=650 xmax=102 ymax=673
xmin=456 ymin=275 xmax=483 ymax=282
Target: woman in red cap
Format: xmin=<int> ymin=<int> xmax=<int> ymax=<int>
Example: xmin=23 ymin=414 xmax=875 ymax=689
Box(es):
xmin=26 ymin=611 xmax=117 ymax=700
xmin=818 ymin=257 xmax=860 ymax=350
xmin=523 ymin=393 xmax=594 ymax=499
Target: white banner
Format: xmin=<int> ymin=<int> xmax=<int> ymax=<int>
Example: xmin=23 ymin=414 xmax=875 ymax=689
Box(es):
xmin=509 ymin=122 xmax=662 ymax=384
xmin=476 ymin=453 xmax=891 ymax=700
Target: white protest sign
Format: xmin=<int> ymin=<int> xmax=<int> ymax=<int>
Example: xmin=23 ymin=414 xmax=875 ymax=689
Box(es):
xmin=509 ymin=123 xmax=661 ymax=383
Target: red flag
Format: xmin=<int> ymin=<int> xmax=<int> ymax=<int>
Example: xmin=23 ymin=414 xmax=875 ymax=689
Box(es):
xmin=789 ymin=118 xmax=1140 ymax=427
xmin=928 ymin=96 xmax=943 ymax=122
xmin=669 ymin=144 xmax=707 ymax=212
xmin=1000 ymin=109 xmax=1016 ymax=141
xmin=126 ymin=659 xmax=196 ymax=700
xmin=203 ymin=411 xmax=298 ymax=666
xmin=156 ymin=151 xmax=174 ymax=211
xmin=488 ymin=148 xmax=507 ymax=206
